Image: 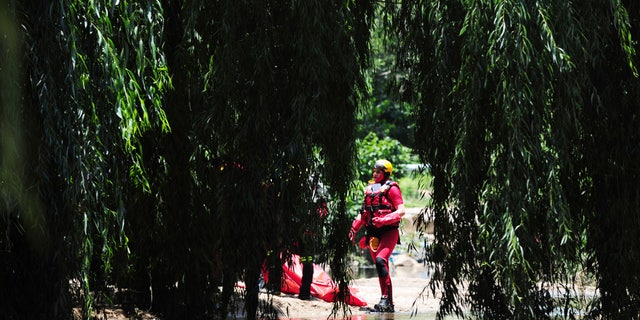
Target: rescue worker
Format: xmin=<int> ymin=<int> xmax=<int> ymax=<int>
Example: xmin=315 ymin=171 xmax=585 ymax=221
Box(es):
xmin=349 ymin=159 xmax=405 ymax=313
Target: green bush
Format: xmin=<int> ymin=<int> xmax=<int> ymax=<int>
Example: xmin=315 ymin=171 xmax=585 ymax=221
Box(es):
xmin=397 ymin=172 xmax=432 ymax=208
xmin=355 ymin=132 xmax=414 ymax=182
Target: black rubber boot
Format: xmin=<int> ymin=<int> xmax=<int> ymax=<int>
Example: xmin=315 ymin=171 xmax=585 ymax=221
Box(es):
xmin=374 ymin=296 xmax=394 ymax=313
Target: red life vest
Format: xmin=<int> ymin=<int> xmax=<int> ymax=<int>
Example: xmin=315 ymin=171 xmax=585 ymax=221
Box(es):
xmin=362 ymin=181 xmax=400 ymax=229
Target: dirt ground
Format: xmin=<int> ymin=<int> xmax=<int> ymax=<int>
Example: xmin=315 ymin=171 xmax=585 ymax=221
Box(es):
xmin=88 ymin=256 xmax=440 ymax=319
xmin=266 ymin=260 xmax=440 ymax=319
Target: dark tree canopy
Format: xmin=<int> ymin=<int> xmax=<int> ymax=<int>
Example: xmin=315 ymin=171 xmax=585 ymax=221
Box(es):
xmin=386 ymin=0 xmax=640 ymax=319
xmin=2 ymin=0 xmax=640 ymax=319
xmin=2 ymin=0 xmax=372 ymax=319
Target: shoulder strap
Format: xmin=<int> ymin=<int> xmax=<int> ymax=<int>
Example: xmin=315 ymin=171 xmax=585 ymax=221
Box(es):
xmin=381 ymin=180 xmax=399 ymax=193
xmin=381 ymin=181 xmax=400 ymax=209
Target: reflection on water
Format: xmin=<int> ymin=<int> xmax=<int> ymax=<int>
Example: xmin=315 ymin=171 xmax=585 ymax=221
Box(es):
xmin=356 ymin=262 xmax=430 ymax=280
xmin=356 ymin=266 xmax=379 ymax=279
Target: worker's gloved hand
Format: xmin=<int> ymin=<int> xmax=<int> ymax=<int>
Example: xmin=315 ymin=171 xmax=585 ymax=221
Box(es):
xmin=349 ymin=218 xmax=365 ymax=242
xmin=372 ymin=212 xmax=401 ymax=228
xmin=358 ymin=236 xmax=368 ymax=249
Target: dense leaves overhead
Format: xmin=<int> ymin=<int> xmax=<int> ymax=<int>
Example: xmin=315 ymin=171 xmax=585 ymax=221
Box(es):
xmin=386 ymin=0 xmax=640 ymax=319
xmin=3 ymin=0 xmax=640 ymax=319
xmin=2 ymin=0 xmax=372 ymax=319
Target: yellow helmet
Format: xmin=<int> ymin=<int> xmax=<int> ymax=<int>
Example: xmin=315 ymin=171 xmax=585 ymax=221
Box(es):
xmin=374 ymin=159 xmax=393 ymax=176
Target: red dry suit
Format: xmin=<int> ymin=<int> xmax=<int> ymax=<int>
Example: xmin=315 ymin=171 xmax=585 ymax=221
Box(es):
xmin=350 ymin=180 xmax=404 ymax=304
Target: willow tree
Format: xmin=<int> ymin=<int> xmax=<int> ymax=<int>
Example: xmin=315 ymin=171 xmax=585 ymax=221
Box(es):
xmin=140 ymin=0 xmax=372 ymax=318
xmin=2 ymin=0 xmax=372 ymax=319
xmin=2 ymin=0 xmax=171 ymax=318
xmin=386 ymin=0 xmax=640 ymax=319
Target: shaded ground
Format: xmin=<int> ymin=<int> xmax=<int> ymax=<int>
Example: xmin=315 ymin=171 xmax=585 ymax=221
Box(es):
xmin=268 ymin=262 xmax=438 ymax=319
xmin=86 ymin=258 xmax=438 ymax=319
